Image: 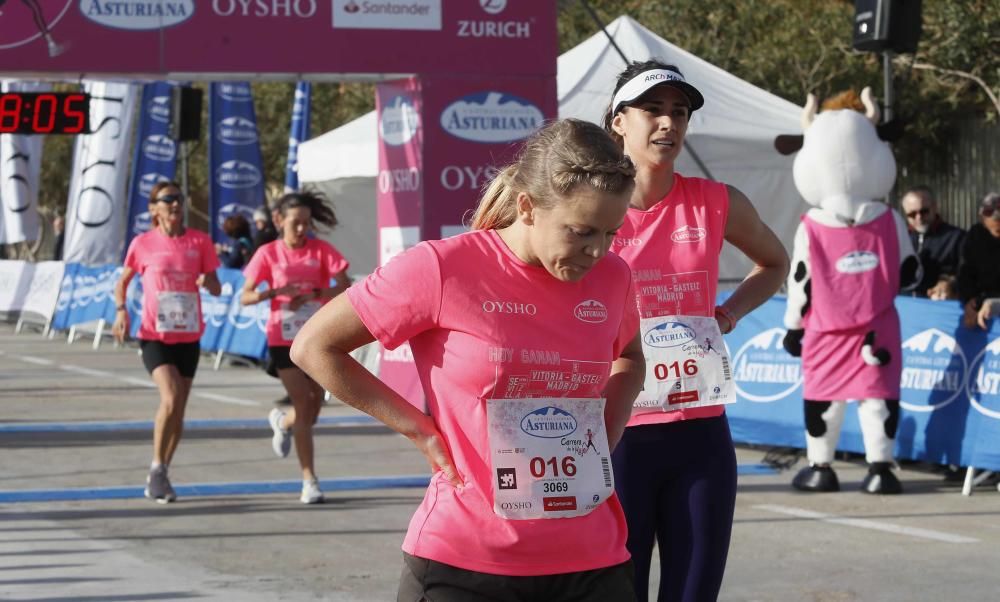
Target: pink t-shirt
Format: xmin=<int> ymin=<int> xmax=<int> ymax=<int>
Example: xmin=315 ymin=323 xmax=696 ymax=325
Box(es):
xmin=124 ymin=228 xmax=220 ymax=344
xmin=243 ymin=238 xmax=349 ymax=346
xmin=612 ymin=173 xmax=730 ymax=426
xmin=347 ymin=229 xmax=639 ymax=576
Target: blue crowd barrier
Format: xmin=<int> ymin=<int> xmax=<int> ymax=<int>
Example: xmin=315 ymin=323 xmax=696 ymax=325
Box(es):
xmin=723 ymin=294 xmax=1000 ymax=472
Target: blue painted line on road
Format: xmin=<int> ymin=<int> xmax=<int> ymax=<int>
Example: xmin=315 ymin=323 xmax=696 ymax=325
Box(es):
xmin=0 ymin=465 xmax=776 ymax=503
xmin=0 ymin=475 xmax=432 ymax=503
xmin=0 ymin=415 xmax=380 ymax=434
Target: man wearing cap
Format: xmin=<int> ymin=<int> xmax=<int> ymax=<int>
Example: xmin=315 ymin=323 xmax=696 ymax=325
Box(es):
xmin=959 ymin=191 xmax=1000 ymax=329
xmin=901 ymin=185 xmax=964 ymax=299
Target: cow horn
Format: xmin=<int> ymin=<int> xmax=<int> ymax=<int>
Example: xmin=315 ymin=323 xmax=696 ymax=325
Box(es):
xmin=861 ymin=87 xmax=880 ymax=124
xmin=801 ymin=93 xmax=818 ymax=130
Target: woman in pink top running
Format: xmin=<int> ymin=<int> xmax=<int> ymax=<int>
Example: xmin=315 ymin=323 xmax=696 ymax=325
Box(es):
xmin=241 ymin=191 xmax=350 ymax=504
xmin=112 ymin=181 xmax=222 ymax=504
xmin=604 ymin=61 xmax=789 ymax=601
xmin=291 ymin=119 xmax=646 ymax=601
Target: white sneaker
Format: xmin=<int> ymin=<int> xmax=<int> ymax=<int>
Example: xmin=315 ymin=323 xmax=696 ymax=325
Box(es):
xmin=300 ymin=478 xmax=324 ymax=504
xmin=268 ymin=408 xmax=292 ymax=458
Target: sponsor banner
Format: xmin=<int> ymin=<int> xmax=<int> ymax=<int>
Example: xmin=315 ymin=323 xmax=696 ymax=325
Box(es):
xmin=63 ymin=81 xmax=138 ymax=265
xmin=0 ymin=2 xmax=556 ymax=78
xmin=125 ymin=82 xmax=178 ymax=253
xmin=724 ymin=294 xmax=1000 ymax=471
xmin=0 ymin=80 xmax=48 ymax=244
xmin=208 ymin=82 xmax=265 ymax=242
xmin=283 ymin=81 xmax=311 ymax=192
xmin=0 ymin=260 xmax=32 ymax=312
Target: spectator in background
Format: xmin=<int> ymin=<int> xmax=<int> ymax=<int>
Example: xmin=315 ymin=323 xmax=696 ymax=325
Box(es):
xmin=959 ymin=191 xmax=1000 ymax=330
xmin=901 ymin=185 xmax=964 ymax=299
xmin=52 ymin=213 xmax=65 ymax=261
xmin=216 ymin=214 xmax=253 ymax=269
xmin=252 ymin=206 xmax=278 ymax=254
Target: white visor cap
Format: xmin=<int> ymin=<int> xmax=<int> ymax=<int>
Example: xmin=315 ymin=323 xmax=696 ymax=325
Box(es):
xmin=611 ymin=68 xmax=704 ymax=116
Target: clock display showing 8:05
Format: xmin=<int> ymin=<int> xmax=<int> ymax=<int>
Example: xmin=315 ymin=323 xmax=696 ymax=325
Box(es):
xmin=0 ymin=92 xmax=91 ymax=135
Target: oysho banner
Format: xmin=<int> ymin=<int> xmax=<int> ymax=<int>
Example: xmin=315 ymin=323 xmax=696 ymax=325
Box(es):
xmin=284 ymin=81 xmax=311 ymax=193
xmin=125 ymin=82 xmax=178 ymax=253
xmin=208 ymin=82 xmax=265 ymax=242
xmin=63 ymin=81 xmax=138 ymax=265
xmin=0 ymin=80 xmax=48 ymax=244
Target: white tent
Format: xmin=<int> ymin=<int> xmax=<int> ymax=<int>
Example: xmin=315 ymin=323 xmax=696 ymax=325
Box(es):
xmin=299 ymin=15 xmax=808 ymax=280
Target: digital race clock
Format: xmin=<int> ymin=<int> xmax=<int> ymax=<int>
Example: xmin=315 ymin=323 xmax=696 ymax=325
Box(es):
xmin=0 ymin=92 xmax=91 ymax=135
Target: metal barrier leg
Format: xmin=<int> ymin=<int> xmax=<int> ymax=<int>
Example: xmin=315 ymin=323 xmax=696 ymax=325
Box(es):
xmin=962 ymin=467 xmax=976 ymax=496
xmin=92 ymin=319 xmax=106 ymax=350
xmin=15 ymin=316 xmax=24 ymax=334
xmin=214 ymin=350 xmax=225 ymax=371
xmin=67 ymin=326 xmax=77 ymax=344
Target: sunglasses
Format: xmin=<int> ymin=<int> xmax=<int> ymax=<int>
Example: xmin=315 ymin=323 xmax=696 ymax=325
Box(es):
xmin=905 ymin=208 xmax=930 ymax=219
xmin=982 ymin=206 xmax=1000 ymax=219
xmin=154 ymin=193 xmax=184 ymax=204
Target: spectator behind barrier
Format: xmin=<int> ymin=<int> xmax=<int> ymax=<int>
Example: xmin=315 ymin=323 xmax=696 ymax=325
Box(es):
xmin=901 ymin=185 xmax=964 ymax=299
xmin=252 ymin=206 xmax=278 ymax=255
xmin=959 ymin=191 xmax=1000 ymax=330
xmin=216 ymin=214 xmax=253 ymax=269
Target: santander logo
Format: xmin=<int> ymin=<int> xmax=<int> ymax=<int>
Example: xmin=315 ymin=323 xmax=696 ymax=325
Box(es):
xmin=574 ymin=300 xmax=608 ymax=323
xmin=671 ymin=225 xmax=706 ymax=243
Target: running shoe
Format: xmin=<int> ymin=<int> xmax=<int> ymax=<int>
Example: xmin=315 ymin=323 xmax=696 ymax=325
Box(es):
xmin=301 ymin=478 xmax=324 ymax=504
xmin=268 ymin=408 xmax=293 ymax=458
xmin=145 ymin=466 xmax=177 ymax=504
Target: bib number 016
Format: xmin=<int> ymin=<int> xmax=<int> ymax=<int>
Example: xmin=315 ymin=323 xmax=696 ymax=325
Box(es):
xmin=529 ymin=456 xmax=577 ymax=478
xmin=654 ymin=359 xmax=698 ymax=380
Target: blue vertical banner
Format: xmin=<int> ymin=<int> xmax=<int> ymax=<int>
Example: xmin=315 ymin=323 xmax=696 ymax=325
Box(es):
xmin=125 ymin=82 xmax=178 ymax=253
xmin=284 ymin=81 xmax=312 ymax=193
xmin=208 ymin=82 xmax=266 ymax=242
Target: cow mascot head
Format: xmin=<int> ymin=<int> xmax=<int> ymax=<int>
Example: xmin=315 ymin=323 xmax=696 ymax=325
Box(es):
xmin=777 ymin=87 xmax=919 ymax=494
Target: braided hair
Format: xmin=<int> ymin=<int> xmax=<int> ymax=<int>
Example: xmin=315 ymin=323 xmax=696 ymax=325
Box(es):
xmin=470 ymin=119 xmax=635 ymax=230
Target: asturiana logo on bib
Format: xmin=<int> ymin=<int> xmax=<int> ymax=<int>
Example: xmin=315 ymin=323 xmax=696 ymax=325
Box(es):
xmin=149 ymin=95 xmax=172 ymax=123
xmin=900 ymin=328 xmax=968 ymax=412
xmin=732 ymin=328 xmax=802 ymax=403
xmin=644 ymin=321 xmax=696 ymax=348
xmin=216 ymin=160 xmax=262 ymax=189
xmin=835 ymin=250 xmax=879 ymax=274
xmin=216 ymin=116 xmax=259 ymax=146
xmin=218 ymin=83 xmax=253 ymax=102
xmin=379 ymin=95 xmax=420 ymax=146
xmin=520 ymin=406 xmax=578 ymax=439
xmin=142 ymin=135 xmax=176 ymax=162
xmin=80 ymin=0 xmax=195 ymax=30
xmin=670 ymin=225 xmax=706 ymax=244
xmin=440 ymin=92 xmax=542 ymax=143
xmin=574 ymin=300 xmax=607 ymax=324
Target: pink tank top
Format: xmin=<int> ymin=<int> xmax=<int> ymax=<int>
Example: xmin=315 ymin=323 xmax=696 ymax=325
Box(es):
xmin=803 ymin=210 xmax=899 ymax=332
xmin=612 ymin=173 xmax=730 ymax=426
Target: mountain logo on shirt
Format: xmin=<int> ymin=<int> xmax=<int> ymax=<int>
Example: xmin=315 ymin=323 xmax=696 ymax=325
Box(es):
xmin=835 ymin=251 xmax=879 ymax=274
xmin=520 ymin=406 xmax=578 ymax=439
xmin=670 ymin=225 xmax=706 ymax=244
xmin=574 ymin=300 xmax=608 ymax=323
xmin=643 ymin=321 xmax=696 ymax=348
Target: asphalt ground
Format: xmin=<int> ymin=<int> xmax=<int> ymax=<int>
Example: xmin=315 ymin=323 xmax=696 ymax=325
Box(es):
xmin=1 ymin=324 xmax=999 ymax=602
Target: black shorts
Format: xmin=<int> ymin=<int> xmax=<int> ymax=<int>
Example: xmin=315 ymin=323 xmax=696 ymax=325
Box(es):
xmin=139 ymin=340 xmax=201 ymax=378
xmin=397 ymin=552 xmax=634 ymax=602
xmin=268 ymin=346 xmax=296 ymax=371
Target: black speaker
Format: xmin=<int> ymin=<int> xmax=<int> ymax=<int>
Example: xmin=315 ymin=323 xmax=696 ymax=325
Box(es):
xmin=169 ymin=86 xmax=203 ymax=142
xmin=852 ymin=0 xmax=921 ymax=54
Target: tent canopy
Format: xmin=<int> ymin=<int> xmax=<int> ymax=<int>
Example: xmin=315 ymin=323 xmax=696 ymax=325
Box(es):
xmin=299 ymin=15 xmax=808 ymax=280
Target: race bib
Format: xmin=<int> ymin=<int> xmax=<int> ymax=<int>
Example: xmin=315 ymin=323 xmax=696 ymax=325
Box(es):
xmin=280 ymin=300 xmax=321 ymax=342
xmin=634 ymin=315 xmax=735 ymax=413
xmin=486 ymin=397 xmax=613 ymax=520
xmin=155 ymin=291 xmax=199 ymax=333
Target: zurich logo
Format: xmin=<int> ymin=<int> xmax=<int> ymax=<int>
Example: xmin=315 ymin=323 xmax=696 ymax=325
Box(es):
xmin=216 ymin=116 xmax=259 ymax=146
xmin=900 ymin=328 xmax=968 ymax=412
xmin=138 ymin=172 xmax=171 ymax=197
xmin=218 ymin=83 xmax=253 ymax=102
xmin=480 ymin=0 xmax=506 ymax=14
xmin=520 ymin=406 xmax=578 ymax=439
xmin=835 ymin=250 xmax=879 ymax=274
xmin=731 ymin=328 xmax=802 ymax=403
xmin=643 ymin=321 xmax=696 ymax=349
xmin=440 ymin=92 xmax=543 ymax=143
xmin=149 ymin=95 xmax=172 ymax=123
xmin=216 ymin=160 xmax=262 ymax=189
xmin=80 ymin=0 xmax=195 ymax=31
xmin=967 ymin=338 xmax=1000 ymax=420
xmin=379 ymin=95 xmax=419 ymax=146
xmin=142 ymin=135 xmax=176 ymax=162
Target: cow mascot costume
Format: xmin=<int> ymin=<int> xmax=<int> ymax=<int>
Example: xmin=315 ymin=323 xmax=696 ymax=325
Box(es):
xmin=778 ymin=88 xmax=919 ymax=494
